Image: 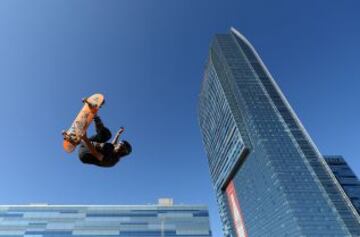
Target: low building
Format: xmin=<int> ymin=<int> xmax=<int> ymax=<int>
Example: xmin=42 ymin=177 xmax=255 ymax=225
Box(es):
xmin=0 ymin=199 xmax=212 ymax=237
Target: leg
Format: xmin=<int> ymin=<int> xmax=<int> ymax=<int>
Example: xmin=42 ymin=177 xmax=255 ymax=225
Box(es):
xmin=88 ymin=115 xmax=112 ymax=143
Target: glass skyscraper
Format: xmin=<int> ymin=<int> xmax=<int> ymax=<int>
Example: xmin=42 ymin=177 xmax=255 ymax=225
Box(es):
xmin=325 ymin=155 xmax=360 ymax=215
xmin=198 ymin=28 xmax=360 ymax=236
xmin=0 ymin=200 xmax=212 ymax=237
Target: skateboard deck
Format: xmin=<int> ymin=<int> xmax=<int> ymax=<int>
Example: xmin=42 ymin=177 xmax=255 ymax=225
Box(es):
xmin=62 ymin=93 xmax=104 ymax=153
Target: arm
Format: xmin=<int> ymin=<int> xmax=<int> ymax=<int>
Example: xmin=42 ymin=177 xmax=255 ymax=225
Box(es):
xmin=112 ymin=127 xmax=125 ymax=145
xmin=81 ymin=133 xmax=104 ymax=162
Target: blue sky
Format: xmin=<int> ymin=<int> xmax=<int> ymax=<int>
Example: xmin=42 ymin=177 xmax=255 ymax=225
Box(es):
xmin=0 ymin=1 xmax=360 ymax=236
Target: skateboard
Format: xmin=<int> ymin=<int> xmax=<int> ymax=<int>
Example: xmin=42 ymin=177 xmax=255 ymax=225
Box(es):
xmin=62 ymin=93 xmax=105 ymax=153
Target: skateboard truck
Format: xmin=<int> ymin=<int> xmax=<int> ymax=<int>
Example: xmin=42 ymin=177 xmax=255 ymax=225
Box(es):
xmin=62 ymin=130 xmax=78 ymax=145
xmin=62 ymin=131 xmax=70 ymax=141
xmin=62 ymin=130 xmax=71 ymax=139
xmin=82 ymin=97 xmax=97 ymax=109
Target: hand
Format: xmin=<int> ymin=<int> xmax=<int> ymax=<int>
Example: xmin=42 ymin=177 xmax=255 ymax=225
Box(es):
xmin=80 ymin=132 xmax=88 ymax=139
xmin=117 ymin=127 xmax=125 ymax=135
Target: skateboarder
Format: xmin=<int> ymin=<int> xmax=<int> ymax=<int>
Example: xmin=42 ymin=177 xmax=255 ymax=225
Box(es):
xmin=78 ymin=115 xmax=132 ymax=168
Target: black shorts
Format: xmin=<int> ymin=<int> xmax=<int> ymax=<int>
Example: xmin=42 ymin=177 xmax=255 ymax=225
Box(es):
xmin=78 ymin=118 xmax=119 ymax=167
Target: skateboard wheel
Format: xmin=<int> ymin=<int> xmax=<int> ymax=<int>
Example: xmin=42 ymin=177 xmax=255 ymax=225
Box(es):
xmin=98 ymin=99 xmax=105 ymax=108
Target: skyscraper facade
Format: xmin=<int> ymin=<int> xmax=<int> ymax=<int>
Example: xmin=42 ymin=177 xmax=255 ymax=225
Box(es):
xmin=198 ymin=28 xmax=360 ymax=236
xmin=325 ymin=155 xmax=360 ymax=214
xmin=0 ymin=200 xmax=212 ymax=237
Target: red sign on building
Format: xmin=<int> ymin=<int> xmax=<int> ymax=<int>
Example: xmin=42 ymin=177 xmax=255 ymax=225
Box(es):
xmin=225 ymin=181 xmax=248 ymax=237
